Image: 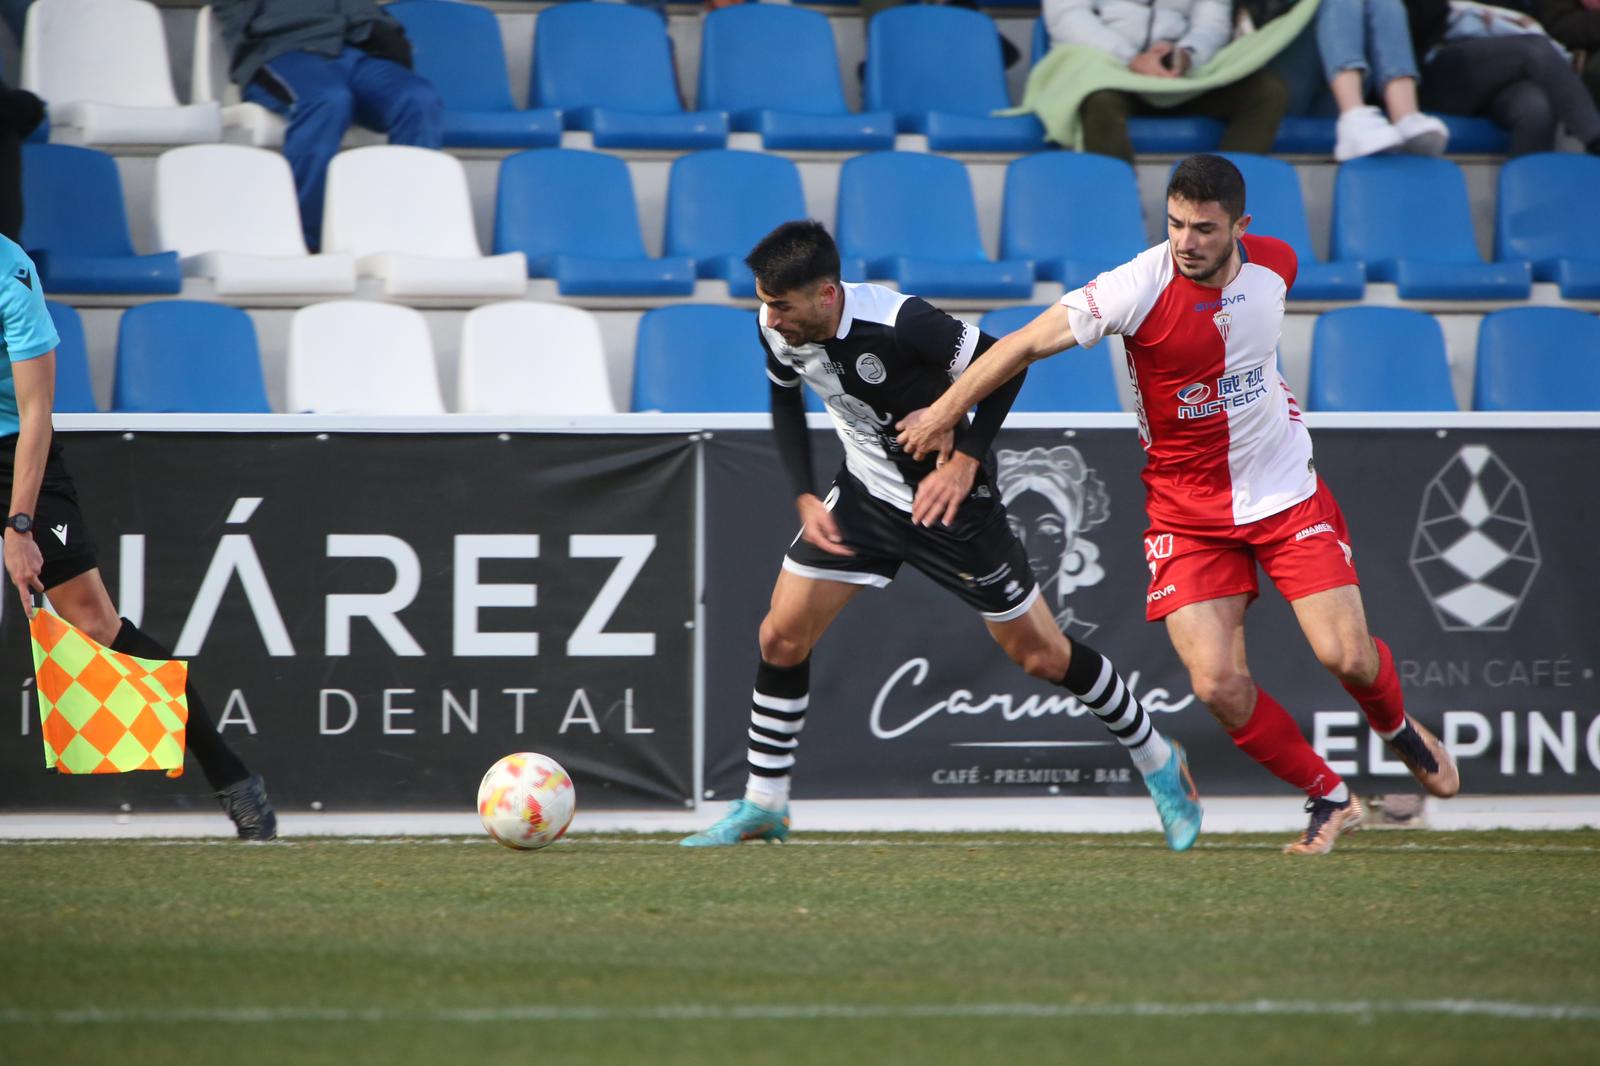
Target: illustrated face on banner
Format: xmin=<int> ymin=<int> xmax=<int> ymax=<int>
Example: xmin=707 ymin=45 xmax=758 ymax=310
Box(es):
xmin=997 ymin=446 xmax=1111 ymax=636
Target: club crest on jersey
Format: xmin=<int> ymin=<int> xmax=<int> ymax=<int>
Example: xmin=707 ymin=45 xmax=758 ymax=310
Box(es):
xmin=1212 ymin=309 xmax=1232 ymax=342
xmin=856 ymin=353 xmax=887 ymax=384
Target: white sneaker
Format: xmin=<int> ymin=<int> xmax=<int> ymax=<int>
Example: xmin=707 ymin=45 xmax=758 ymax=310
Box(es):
xmin=1394 ymin=111 xmax=1450 ymax=155
xmin=1334 ymin=106 xmax=1403 ymax=162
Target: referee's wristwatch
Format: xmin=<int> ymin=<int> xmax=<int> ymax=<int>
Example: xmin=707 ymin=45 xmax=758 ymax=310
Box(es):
xmin=5 ymin=513 xmax=33 ymax=535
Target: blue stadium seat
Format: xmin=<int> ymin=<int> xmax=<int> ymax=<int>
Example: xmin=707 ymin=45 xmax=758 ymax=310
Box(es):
xmin=1474 ymin=308 xmax=1600 ymax=411
xmin=1307 ymin=307 xmax=1457 ymax=411
xmin=866 ymin=6 xmax=1044 ymax=152
xmin=838 ymin=152 xmax=1033 ymax=299
xmin=633 ymin=305 xmax=768 ymax=412
xmin=388 ymin=0 xmax=560 ymax=148
xmin=531 ymin=3 xmax=727 ymax=149
xmin=112 ymin=301 xmax=271 ymax=413
xmin=20 ymin=144 xmax=180 ymax=294
xmin=665 ymin=151 xmax=844 ymax=298
xmin=1496 ymin=153 xmax=1600 ymax=300
xmin=978 ymin=306 xmax=1121 ymax=412
xmin=1331 ymin=156 xmax=1531 ymax=300
xmin=1028 ymin=17 xmax=1221 ymax=153
xmin=45 ymin=301 xmax=97 ymax=413
xmin=496 ymin=149 xmax=694 ymax=297
xmin=698 ymin=5 xmax=893 ymax=151
xmin=1001 ymin=153 xmax=1145 ymax=288
xmin=1439 ymin=115 xmax=1510 ymax=154
xmin=1218 ymin=153 xmax=1364 ymax=301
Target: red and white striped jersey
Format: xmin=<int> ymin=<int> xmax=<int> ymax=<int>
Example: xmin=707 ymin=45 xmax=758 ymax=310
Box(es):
xmin=1060 ymin=234 xmax=1314 ymax=528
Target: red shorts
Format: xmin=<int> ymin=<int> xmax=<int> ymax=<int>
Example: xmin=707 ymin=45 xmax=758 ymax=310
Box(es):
xmin=1142 ymin=480 xmax=1360 ymax=621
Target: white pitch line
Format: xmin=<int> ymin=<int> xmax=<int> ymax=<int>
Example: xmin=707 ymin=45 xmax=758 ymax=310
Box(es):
xmin=2 ymin=836 xmax=1598 ymax=855
xmin=0 ymin=1000 xmax=1596 ymax=1025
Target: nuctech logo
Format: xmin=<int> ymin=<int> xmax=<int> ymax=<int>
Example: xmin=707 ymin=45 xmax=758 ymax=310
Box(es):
xmin=1409 ymin=445 xmax=1540 ymax=631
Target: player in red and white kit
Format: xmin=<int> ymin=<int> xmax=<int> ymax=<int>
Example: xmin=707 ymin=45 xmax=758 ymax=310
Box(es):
xmin=898 ymin=155 xmax=1459 ymax=854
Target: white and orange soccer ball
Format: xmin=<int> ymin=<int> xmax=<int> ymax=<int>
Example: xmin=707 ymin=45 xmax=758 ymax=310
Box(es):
xmin=476 ymin=752 xmax=576 ymax=850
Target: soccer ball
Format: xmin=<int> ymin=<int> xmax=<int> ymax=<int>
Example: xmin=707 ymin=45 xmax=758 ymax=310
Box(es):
xmin=476 ymin=752 xmax=576 ymax=850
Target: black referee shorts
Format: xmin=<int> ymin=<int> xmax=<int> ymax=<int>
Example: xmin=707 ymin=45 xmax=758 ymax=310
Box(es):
xmin=0 ymin=436 xmax=100 ymax=590
xmin=784 ymin=470 xmax=1039 ymax=622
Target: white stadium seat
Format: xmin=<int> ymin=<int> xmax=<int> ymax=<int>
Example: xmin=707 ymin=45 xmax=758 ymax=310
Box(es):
xmin=24 ymin=0 xmax=222 ymax=145
xmin=287 ymin=301 xmax=446 ymax=414
xmin=190 ymin=4 xmax=384 ymax=150
xmin=322 ymin=146 xmax=527 ymax=298
xmin=155 ymin=145 xmax=358 ymax=296
xmin=458 ymin=302 xmax=617 ymax=415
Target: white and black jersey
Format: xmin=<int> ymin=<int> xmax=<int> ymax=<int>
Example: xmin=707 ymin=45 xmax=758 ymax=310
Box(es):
xmin=760 ymin=282 xmax=1012 ymax=512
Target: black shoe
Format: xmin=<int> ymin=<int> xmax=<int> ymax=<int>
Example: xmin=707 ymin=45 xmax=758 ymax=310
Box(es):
xmin=216 ymin=774 xmax=278 ymax=841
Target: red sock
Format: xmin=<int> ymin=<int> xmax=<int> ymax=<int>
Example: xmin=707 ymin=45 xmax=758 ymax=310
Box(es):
xmin=1228 ymin=687 xmax=1342 ymax=798
xmin=1341 ymin=637 xmax=1406 ymax=736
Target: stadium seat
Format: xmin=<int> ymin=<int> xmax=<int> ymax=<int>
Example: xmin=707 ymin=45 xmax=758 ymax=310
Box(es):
xmin=189 ymin=5 xmax=385 ymax=149
xmin=287 ymin=301 xmax=445 ymax=414
xmin=1438 ymin=114 xmax=1510 ymax=154
xmin=633 ymin=305 xmax=769 ymax=412
xmin=838 ymin=152 xmax=1033 ymax=299
xmin=155 ymin=144 xmax=357 ymax=295
xmin=1000 ymin=154 xmax=1145 ymax=288
xmin=1474 ymin=308 xmax=1600 ymax=411
xmin=866 ymin=6 xmax=1045 ymax=152
xmin=322 ymin=146 xmax=527 ymax=297
xmin=1496 ymin=153 xmax=1600 ymax=300
xmin=1306 ymin=307 xmax=1457 ymax=411
xmin=697 ymin=5 xmax=893 ymax=151
xmin=1331 ymin=156 xmax=1531 ymax=300
xmin=665 ymin=151 xmax=826 ymax=298
xmin=1218 ymin=153 xmax=1364 ymax=301
xmin=532 ymin=3 xmax=728 ymax=149
xmin=112 ymin=301 xmax=271 ymax=413
xmin=44 ymin=301 xmax=97 ymax=413
xmin=495 ymin=148 xmax=695 ymax=297
xmin=458 ymin=302 xmax=616 ymax=415
xmin=20 ymin=144 xmax=181 ymax=294
xmin=978 ymin=306 xmax=1122 ymax=412
xmin=23 ymin=0 xmax=222 ymax=145
xmin=387 ymin=1 xmax=561 ymax=148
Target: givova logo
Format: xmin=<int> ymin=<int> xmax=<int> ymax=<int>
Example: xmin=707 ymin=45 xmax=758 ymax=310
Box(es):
xmin=1409 ymin=445 xmax=1540 ymax=631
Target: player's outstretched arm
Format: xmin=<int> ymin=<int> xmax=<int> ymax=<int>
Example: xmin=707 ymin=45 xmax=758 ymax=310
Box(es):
xmin=896 ymin=303 xmax=1078 ymax=460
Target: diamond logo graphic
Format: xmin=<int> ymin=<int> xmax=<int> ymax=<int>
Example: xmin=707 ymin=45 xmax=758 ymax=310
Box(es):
xmin=1409 ymin=445 xmax=1539 ymax=631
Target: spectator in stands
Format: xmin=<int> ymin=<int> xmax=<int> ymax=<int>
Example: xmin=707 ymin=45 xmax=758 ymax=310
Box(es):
xmin=214 ymin=0 xmax=443 ymax=250
xmin=1407 ymin=0 xmax=1600 ymax=154
xmin=1319 ymin=0 xmax=1451 ymax=159
xmin=0 ymin=77 xmax=43 ymax=242
xmin=1536 ymin=0 xmax=1600 ymax=108
xmin=1044 ymin=0 xmax=1289 ymax=161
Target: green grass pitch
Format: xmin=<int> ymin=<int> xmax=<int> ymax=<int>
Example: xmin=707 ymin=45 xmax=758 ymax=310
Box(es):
xmin=3 ymin=830 xmax=1598 ymax=1065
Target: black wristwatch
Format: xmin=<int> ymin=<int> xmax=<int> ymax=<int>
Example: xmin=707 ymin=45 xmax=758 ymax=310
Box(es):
xmin=6 ymin=513 xmax=33 ymax=534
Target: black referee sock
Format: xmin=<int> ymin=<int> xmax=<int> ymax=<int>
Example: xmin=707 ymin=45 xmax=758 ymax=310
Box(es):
xmin=744 ymin=657 xmax=810 ymax=812
xmin=1058 ymin=639 xmax=1173 ymax=777
xmin=110 ymin=618 xmax=251 ymax=792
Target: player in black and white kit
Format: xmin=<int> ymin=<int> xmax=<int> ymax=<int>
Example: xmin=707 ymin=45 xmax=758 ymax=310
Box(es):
xmin=680 ymin=221 xmax=1203 ymax=850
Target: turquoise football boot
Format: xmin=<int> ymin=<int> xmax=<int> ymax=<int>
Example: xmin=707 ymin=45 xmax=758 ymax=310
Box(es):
xmin=1145 ymin=741 xmax=1202 ymax=852
xmin=679 ymin=799 xmax=791 ymax=847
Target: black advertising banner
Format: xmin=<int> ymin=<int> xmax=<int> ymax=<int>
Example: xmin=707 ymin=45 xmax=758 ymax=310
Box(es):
xmin=704 ymin=427 xmax=1600 ymax=798
xmin=0 ymin=433 xmax=697 ymax=811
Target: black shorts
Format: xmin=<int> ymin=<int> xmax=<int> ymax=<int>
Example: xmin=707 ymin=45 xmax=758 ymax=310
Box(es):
xmin=784 ymin=470 xmax=1039 ymax=621
xmin=0 ymin=436 xmax=100 ymax=590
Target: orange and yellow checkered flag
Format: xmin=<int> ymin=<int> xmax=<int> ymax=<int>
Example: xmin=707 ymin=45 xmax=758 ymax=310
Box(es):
xmin=30 ymin=609 xmax=188 ymax=778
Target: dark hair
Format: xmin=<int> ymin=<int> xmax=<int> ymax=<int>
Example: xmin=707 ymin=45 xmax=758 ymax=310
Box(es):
xmin=1167 ymin=154 xmax=1246 ymax=220
xmin=744 ymin=220 xmax=841 ymax=295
